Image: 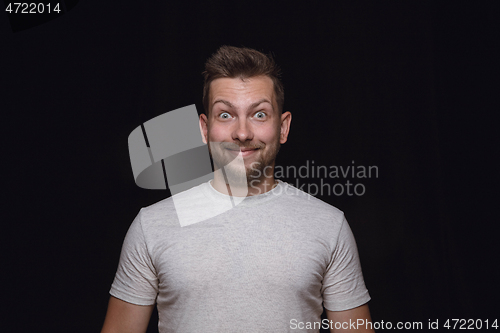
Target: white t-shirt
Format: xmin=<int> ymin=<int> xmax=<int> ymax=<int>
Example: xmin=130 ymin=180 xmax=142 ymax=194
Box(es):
xmin=110 ymin=180 xmax=370 ymax=332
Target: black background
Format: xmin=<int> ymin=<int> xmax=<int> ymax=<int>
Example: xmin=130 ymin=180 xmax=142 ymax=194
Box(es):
xmin=2 ymin=1 xmax=499 ymax=332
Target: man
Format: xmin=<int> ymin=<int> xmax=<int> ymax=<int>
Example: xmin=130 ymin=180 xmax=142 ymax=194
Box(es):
xmin=102 ymin=46 xmax=374 ymax=333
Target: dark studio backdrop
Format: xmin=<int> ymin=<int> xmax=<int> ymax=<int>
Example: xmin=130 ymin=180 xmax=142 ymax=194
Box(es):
xmin=2 ymin=1 xmax=499 ymax=332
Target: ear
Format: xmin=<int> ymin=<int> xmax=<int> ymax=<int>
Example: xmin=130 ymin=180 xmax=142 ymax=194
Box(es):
xmin=279 ymin=111 xmax=292 ymax=144
xmin=199 ymin=113 xmax=209 ymax=144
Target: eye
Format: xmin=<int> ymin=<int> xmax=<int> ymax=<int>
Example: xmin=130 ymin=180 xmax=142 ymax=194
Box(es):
xmin=255 ymin=111 xmax=266 ymax=119
xmin=218 ymin=112 xmax=231 ymax=119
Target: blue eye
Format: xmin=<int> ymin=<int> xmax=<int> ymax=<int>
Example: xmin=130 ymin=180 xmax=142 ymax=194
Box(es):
xmin=219 ymin=112 xmax=231 ymax=119
xmin=255 ymin=111 xmax=266 ymax=119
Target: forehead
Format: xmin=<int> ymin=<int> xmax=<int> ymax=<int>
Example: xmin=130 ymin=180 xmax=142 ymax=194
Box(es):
xmin=209 ymin=76 xmax=275 ymax=108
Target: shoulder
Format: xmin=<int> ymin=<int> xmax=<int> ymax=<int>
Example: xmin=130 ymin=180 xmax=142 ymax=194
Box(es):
xmin=277 ymin=181 xmax=346 ymax=227
xmin=137 ymin=182 xmax=208 ymax=228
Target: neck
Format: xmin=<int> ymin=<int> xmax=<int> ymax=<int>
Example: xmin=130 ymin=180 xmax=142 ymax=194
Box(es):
xmin=211 ymin=169 xmax=277 ymax=197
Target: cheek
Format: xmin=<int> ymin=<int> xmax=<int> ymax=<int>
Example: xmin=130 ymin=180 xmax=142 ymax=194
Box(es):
xmin=260 ymin=122 xmax=281 ymax=140
xmin=207 ymin=125 xmax=226 ymax=141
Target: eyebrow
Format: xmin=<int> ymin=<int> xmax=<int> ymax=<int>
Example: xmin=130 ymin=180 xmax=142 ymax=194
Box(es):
xmin=212 ymin=98 xmax=274 ymax=111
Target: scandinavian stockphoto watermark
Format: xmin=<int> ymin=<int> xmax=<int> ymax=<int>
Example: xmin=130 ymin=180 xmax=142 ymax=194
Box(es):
xmin=290 ymin=318 xmax=424 ymax=330
xmin=128 ymin=105 xmax=379 ymax=226
xmin=290 ymin=318 xmax=499 ymax=330
xmin=249 ymin=160 xmax=379 ymax=197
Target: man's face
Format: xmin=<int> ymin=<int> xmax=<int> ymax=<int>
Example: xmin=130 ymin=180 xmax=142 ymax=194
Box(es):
xmin=199 ymin=76 xmax=290 ymax=183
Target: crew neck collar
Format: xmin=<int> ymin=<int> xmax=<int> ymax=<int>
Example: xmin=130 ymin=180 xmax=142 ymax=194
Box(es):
xmin=201 ymin=179 xmax=287 ymax=208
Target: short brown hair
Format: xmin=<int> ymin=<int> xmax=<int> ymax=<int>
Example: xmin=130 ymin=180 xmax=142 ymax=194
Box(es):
xmin=202 ymin=46 xmax=284 ymax=115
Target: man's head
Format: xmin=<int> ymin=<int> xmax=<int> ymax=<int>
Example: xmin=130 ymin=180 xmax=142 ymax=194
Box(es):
xmin=202 ymin=46 xmax=284 ymax=116
xmin=199 ymin=46 xmax=291 ymax=186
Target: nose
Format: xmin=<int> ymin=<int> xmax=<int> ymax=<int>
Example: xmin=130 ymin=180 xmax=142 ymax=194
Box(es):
xmin=232 ymin=117 xmax=254 ymax=143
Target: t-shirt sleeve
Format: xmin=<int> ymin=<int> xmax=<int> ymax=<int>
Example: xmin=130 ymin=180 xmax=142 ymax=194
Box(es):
xmin=109 ymin=209 xmax=159 ymax=305
xmin=321 ymin=215 xmax=371 ymax=311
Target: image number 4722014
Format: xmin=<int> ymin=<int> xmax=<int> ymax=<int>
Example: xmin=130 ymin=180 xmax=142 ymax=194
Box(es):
xmin=5 ymin=2 xmax=61 ymax=14
xmin=4 ymin=1 xmax=79 ymax=32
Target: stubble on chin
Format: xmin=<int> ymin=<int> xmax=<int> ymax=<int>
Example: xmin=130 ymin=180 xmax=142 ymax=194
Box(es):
xmin=208 ymin=140 xmax=281 ymax=186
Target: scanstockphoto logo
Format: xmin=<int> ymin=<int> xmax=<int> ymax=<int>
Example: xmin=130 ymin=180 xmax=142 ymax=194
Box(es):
xmin=127 ymin=105 xmax=378 ymax=226
xmin=248 ymin=160 xmax=379 ymax=197
xmin=128 ymin=104 xmax=249 ymax=227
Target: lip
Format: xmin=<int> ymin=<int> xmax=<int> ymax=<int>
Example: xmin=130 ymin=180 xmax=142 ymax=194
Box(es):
xmin=226 ymin=148 xmax=258 ymax=157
